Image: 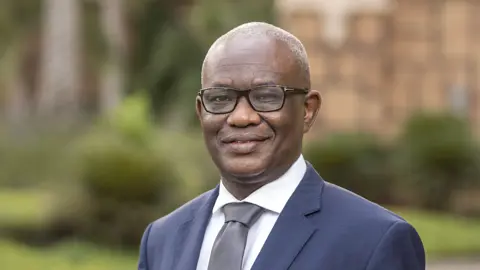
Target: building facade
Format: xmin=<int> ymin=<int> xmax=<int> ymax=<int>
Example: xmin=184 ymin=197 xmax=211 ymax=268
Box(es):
xmin=276 ymin=0 xmax=480 ymax=137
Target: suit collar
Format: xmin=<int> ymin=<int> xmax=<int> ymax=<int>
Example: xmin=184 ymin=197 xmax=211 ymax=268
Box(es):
xmin=251 ymin=162 xmax=324 ymax=270
xmin=173 ymin=187 xmax=219 ymax=270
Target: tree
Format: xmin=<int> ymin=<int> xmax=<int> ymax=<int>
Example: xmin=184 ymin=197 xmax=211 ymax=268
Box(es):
xmin=37 ymin=0 xmax=82 ymax=120
xmin=98 ymin=0 xmax=128 ymax=115
xmin=0 ymin=0 xmax=41 ymax=124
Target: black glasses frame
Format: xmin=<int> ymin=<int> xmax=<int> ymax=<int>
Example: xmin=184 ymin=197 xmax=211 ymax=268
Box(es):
xmin=197 ymin=85 xmax=309 ymax=114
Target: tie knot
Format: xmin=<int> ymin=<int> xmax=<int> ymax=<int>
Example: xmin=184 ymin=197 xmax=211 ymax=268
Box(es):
xmin=223 ymin=202 xmax=264 ymax=228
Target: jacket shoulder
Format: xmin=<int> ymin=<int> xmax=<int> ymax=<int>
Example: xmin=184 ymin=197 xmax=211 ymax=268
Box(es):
xmin=139 ymin=188 xmax=216 ymax=269
xmin=322 ymin=181 xmax=406 ymax=226
xmin=150 ymin=188 xmax=216 ymax=232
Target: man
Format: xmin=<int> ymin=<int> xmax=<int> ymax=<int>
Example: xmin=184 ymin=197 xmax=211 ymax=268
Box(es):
xmin=138 ymin=22 xmax=425 ymax=270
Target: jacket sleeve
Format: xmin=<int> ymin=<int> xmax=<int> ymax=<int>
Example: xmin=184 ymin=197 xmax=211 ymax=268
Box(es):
xmin=366 ymin=221 xmax=426 ymax=270
xmin=138 ymin=223 xmax=153 ymax=270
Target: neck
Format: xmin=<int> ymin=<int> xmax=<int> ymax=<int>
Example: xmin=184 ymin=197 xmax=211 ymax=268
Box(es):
xmin=220 ymin=153 xmax=301 ymax=200
xmin=221 ymin=179 xmax=265 ymax=200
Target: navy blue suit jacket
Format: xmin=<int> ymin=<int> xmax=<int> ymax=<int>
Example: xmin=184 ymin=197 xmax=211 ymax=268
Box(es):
xmin=138 ymin=163 xmax=425 ymax=270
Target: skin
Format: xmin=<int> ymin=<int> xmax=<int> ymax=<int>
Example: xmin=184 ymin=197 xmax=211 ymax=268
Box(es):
xmin=196 ymin=35 xmax=321 ymax=200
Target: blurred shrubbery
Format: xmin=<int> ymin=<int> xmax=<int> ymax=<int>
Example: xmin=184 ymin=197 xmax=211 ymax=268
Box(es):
xmin=55 ymin=94 xmax=183 ymax=248
xmin=304 ymin=133 xmax=394 ymax=205
xmin=305 ymin=113 xmax=480 ymax=212
xmin=393 ymin=113 xmax=480 ymax=211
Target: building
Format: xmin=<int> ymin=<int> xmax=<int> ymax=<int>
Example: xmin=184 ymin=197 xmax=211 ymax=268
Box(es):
xmin=276 ymin=0 xmax=480 ymax=137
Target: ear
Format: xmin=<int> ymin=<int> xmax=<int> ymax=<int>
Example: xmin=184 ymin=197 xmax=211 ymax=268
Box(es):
xmin=196 ymin=96 xmax=204 ymax=122
xmin=303 ymin=90 xmax=321 ymax=133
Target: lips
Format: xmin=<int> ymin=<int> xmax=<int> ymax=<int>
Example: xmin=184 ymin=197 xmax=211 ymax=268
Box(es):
xmin=220 ymin=134 xmax=270 ymax=154
xmin=221 ymin=134 xmax=270 ymax=144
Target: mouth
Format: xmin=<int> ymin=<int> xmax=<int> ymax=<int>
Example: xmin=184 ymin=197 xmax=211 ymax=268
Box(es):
xmin=220 ymin=135 xmax=271 ymax=154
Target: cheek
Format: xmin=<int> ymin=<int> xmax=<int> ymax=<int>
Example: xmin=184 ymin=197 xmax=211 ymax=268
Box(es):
xmin=265 ymin=104 xmax=303 ymax=134
xmin=201 ymin=114 xmax=225 ymax=131
xmin=201 ymin=115 xmax=227 ymax=146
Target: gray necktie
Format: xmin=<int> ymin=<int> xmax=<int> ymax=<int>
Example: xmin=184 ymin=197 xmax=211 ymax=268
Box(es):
xmin=207 ymin=202 xmax=264 ymax=270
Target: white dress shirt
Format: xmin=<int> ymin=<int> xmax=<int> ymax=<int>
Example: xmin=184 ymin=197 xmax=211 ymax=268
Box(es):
xmin=195 ymin=155 xmax=307 ymax=270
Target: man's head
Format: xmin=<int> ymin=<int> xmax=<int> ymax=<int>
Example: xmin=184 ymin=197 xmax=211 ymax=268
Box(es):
xmin=196 ymin=22 xmax=321 ymax=191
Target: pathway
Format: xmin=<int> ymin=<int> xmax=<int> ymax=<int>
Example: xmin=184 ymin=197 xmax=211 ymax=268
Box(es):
xmin=427 ymin=259 xmax=480 ymax=270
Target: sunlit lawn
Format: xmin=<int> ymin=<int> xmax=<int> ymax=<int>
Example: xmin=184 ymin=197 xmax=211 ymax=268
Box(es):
xmin=0 ymin=189 xmax=137 ymax=270
xmin=1 ymin=189 xmax=480 ymax=269
xmin=0 ymin=189 xmax=53 ymax=228
xmin=392 ymin=207 xmax=480 ymax=258
xmin=0 ymin=240 xmax=137 ymax=270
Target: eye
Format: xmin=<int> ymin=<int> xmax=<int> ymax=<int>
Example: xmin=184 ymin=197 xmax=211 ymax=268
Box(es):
xmin=251 ymin=87 xmax=283 ymax=102
xmin=256 ymin=93 xmax=278 ymax=100
xmin=203 ymin=88 xmax=236 ymax=103
xmin=205 ymin=94 xmax=235 ymax=104
xmin=208 ymin=95 xmax=233 ymax=103
xmin=214 ymin=95 xmax=232 ymax=102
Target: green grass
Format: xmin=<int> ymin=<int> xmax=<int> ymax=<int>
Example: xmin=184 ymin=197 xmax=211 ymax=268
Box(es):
xmin=0 ymin=240 xmax=137 ymax=270
xmin=391 ymin=207 xmax=480 ymax=258
xmin=0 ymin=189 xmax=53 ymax=228
xmin=0 ymin=189 xmax=138 ymax=269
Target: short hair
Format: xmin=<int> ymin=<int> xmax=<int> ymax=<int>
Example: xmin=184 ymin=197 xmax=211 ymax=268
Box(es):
xmin=201 ymin=22 xmax=310 ymax=87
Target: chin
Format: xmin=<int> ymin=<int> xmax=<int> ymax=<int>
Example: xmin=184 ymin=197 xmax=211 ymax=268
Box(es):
xmin=223 ymin=165 xmax=267 ymax=183
xmin=230 ymin=169 xmax=265 ymax=179
xmin=215 ymin=153 xmax=272 ymax=181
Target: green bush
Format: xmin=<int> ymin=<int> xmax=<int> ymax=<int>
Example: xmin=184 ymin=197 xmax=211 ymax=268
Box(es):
xmin=79 ymin=133 xmax=172 ymax=204
xmin=394 ymin=112 xmax=479 ymax=211
xmin=48 ymin=94 xmax=184 ymax=248
xmin=0 ymin=127 xmax=80 ymax=189
xmin=304 ymin=132 xmax=394 ymax=205
xmin=154 ymin=130 xmax=219 ymax=195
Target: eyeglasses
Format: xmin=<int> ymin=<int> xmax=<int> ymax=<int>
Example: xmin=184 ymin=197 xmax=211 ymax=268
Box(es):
xmin=198 ymin=85 xmax=309 ymax=114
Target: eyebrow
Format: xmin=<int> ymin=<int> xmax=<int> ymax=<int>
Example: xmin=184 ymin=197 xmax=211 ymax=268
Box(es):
xmin=210 ymin=83 xmax=233 ymax=88
xmin=209 ymin=81 xmax=278 ymax=89
xmin=252 ymin=81 xmax=276 ymax=86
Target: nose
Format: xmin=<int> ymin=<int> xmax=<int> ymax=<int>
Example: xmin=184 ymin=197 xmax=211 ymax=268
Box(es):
xmin=226 ymin=96 xmax=261 ymax=127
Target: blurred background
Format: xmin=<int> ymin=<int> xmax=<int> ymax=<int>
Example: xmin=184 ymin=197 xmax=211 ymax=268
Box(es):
xmin=0 ymin=0 xmax=479 ymax=269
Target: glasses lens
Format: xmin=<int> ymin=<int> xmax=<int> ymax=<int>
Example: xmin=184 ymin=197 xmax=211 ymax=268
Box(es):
xmin=249 ymin=86 xmax=285 ymax=112
xmin=202 ymin=88 xmax=237 ymax=113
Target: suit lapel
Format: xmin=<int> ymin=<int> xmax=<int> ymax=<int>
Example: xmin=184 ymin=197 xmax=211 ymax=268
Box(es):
xmin=251 ymin=164 xmax=325 ymax=270
xmin=173 ymin=187 xmax=219 ymax=270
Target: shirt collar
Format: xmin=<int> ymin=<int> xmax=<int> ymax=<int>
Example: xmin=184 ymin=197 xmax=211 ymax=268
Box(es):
xmin=212 ymin=154 xmax=307 ymax=214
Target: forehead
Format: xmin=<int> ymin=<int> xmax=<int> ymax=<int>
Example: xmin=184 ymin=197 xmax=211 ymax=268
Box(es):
xmin=203 ymin=37 xmax=296 ymax=87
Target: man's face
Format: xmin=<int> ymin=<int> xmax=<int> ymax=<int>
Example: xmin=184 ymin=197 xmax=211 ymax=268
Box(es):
xmin=197 ymin=37 xmax=320 ymax=183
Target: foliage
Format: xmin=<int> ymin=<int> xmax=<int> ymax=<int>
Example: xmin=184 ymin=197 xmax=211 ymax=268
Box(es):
xmin=0 ymin=189 xmax=51 ymax=229
xmin=187 ymin=0 xmax=276 ymax=48
xmin=394 ymin=113 xmax=480 ymax=211
xmin=101 ymin=92 xmax=155 ymax=144
xmin=304 ymin=132 xmax=394 ymax=205
xmin=0 ymin=0 xmax=41 ymax=52
xmin=47 ymin=94 xmax=184 ymax=248
xmin=154 ymin=129 xmax=219 ymax=195
xmin=0 ymin=127 xmax=80 ymax=188
xmin=130 ymin=0 xmax=276 ymax=127
xmin=0 ymin=240 xmax=136 ymax=270
xmin=0 ymin=0 xmax=40 ymax=103
xmin=82 ymin=0 xmax=107 ymax=76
